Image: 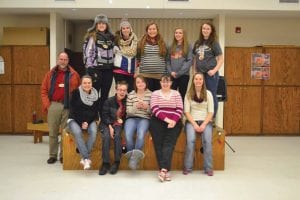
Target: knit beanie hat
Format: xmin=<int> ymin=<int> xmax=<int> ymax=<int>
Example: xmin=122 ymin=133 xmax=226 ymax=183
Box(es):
xmin=119 ymin=18 xmax=132 ymax=30
xmin=87 ymin=14 xmax=109 ymax=33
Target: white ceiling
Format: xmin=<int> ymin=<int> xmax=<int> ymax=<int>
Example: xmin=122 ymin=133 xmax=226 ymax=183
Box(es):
xmin=0 ymin=8 xmax=300 ymax=21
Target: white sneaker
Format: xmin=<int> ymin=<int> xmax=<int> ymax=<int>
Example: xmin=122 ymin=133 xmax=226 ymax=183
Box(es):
xmin=83 ymin=159 xmax=91 ymax=170
xmin=80 ymin=159 xmax=85 ymax=166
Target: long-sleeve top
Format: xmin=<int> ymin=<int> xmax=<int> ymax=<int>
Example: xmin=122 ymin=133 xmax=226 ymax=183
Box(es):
xmin=84 ymin=32 xmax=114 ymax=69
xmin=166 ymin=44 xmax=193 ymax=77
xmin=150 ymin=89 xmax=183 ymax=123
xmin=139 ymin=44 xmax=167 ymax=75
xmin=100 ymin=95 xmax=126 ymax=126
xmin=184 ymin=90 xmax=214 ymax=121
xmin=126 ymin=89 xmax=152 ymax=119
xmin=41 ymin=65 xmax=80 ymax=113
xmin=68 ymin=89 xmax=100 ymax=125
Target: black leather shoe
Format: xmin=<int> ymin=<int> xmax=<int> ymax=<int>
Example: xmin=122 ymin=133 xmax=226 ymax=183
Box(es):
xmin=110 ymin=162 xmax=120 ymax=175
xmin=60 ymin=157 xmax=63 ymax=164
xmin=99 ymin=163 xmax=110 ymax=175
xmin=47 ymin=157 xmax=57 ymax=164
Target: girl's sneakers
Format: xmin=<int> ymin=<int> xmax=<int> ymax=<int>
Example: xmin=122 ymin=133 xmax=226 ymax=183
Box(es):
xmin=158 ymin=169 xmax=171 ymax=182
xmin=182 ymin=168 xmax=192 ymax=175
xmin=80 ymin=158 xmax=91 ymax=170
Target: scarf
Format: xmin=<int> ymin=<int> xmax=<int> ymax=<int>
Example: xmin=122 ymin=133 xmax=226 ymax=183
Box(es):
xmin=146 ymin=35 xmax=158 ymax=45
xmin=96 ymin=31 xmax=114 ymax=49
xmin=119 ymin=32 xmax=138 ymax=57
xmin=48 ymin=66 xmax=70 ymax=109
xmin=79 ymin=86 xmax=98 ymax=106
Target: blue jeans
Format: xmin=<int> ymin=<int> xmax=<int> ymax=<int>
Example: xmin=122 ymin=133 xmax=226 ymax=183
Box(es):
xmin=205 ymin=72 xmax=219 ymax=118
xmin=184 ymin=122 xmax=213 ymax=171
xmin=124 ymin=118 xmax=149 ymax=151
xmin=99 ymin=124 xmax=122 ymax=163
xmin=68 ymin=120 xmax=97 ymax=159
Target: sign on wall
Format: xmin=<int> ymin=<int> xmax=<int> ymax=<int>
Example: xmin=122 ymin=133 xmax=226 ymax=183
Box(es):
xmin=251 ymin=53 xmax=270 ymax=80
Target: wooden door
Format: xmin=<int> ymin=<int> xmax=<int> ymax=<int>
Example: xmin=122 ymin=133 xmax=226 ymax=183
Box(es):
xmin=225 ymin=47 xmax=262 ymax=86
xmin=13 ymin=46 xmax=49 ymax=84
xmin=14 ymin=85 xmax=45 ymax=133
xmin=0 ymin=85 xmax=12 ymax=133
xmin=0 ymin=47 xmax=12 ymax=84
xmin=263 ymin=87 xmax=300 ymax=135
xmin=224 ymin=86 xmax=262 ymax=135
xmin=263 ymin=47 xmax=300 ymax=86
xmin=0 ymin=47 xmax=13 ymax=133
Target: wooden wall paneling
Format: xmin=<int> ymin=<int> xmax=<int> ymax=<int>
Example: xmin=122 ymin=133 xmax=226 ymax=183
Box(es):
xmin=14 ymin=85 xmax=45 ymax=133
xmin=241 ymin=86 xmax=262 ymax=134
xmin=0 ymin=85 xmax=12 ymax=133
xmin=280 ymin=87 xmax=300 ymax=134
xmin=225 ymin=48 xmax=244 ymax=85
xmin=13 ymin=46 xmax=49 ymax=84
xmin=0 ymin=46 xmax=12 ymax=84
xmin=224 ymin=86 xmax=243 ymax=135
xmin=225 ymin=47 xmax=262 ymax=86
xmin=224 ymin=86 xmax=261 ymax=135
xmin=263 ymin=87 xmax=282 ymax=134
xmin=263 ymin=87 xmax=300 ymax=134
xmin=264 ymin=48 xmax=300 ymax=86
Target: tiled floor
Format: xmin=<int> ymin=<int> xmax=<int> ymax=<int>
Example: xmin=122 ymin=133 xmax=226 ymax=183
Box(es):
xmin=0 ymin=135 xmax=299 ymax=200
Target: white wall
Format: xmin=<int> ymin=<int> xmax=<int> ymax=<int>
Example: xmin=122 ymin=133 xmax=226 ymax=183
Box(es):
xmin=0 ymin=15 xmax=49 ymax=44
xmin=50 ymin=12 xmax=65 ymax=67
xmin=1 ymin=0 xmax=299 ymax=11
xmin=225 ymin=17 xmax=300 ymax=47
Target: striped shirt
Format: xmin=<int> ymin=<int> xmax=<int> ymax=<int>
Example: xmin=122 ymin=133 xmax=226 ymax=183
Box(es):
xmin=151 ymin=89 xmax=183 ymax=122
xmin=126 ymin=89 xmax=152 ymax=119
xmin=140 ymin=44 xmax=167 ymax=74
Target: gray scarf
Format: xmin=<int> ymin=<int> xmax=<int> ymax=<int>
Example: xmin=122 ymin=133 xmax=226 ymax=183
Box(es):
xmin=79 ymin=86 xmax=98 ymax=106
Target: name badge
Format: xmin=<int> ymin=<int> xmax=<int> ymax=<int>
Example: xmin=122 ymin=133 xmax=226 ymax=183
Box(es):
xmin=58 ymin=83 xmax=64 ymax=88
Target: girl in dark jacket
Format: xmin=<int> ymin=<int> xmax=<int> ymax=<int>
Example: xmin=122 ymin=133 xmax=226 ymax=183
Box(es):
xmin=68 ymin=75 xmax=99 ymax=170
xmin=98 ymin=81 xmax=128 ymax=175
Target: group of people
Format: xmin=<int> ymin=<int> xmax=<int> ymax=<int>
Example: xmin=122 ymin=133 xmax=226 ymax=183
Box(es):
xmin=41 ymin=13 xmax=223 ymax=182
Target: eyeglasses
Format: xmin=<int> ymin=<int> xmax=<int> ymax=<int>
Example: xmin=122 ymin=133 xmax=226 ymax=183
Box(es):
xmin=117 ymin=89 xmax=127 ymax=92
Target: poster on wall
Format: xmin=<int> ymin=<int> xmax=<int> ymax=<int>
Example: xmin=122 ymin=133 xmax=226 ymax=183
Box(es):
xmin=0 ymin=56 xmax=4 ymax=74
xmin=251 ymin=53 xmax=270 ymax=80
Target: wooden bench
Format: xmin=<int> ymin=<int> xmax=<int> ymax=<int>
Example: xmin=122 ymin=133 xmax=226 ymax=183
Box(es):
xmin=63 ymin=127 xmax=225 ymax=170
xmin=27 ymin=122 xmax=49 ymax=143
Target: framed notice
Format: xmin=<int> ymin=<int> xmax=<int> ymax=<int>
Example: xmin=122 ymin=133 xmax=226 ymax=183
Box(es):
xmin=251 ymin=53 xmax=270 ymax=80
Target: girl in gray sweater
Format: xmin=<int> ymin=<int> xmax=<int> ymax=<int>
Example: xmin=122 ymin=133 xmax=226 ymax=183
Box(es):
xmin=167 ymin=28 xmax=193 ymax=100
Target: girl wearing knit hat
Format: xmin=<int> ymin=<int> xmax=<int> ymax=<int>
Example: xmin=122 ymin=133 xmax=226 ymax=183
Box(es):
xmin=113 ymin=18 xmax=138 ymax=93
xmin=83 ymin=14 xmax=115 ymax=119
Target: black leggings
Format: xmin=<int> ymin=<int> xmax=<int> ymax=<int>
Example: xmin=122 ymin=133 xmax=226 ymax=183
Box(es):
xmin=149 ymin=117 xmax=182 ymax=171
xmin=87 ymin=68 xmax=113 ymax=118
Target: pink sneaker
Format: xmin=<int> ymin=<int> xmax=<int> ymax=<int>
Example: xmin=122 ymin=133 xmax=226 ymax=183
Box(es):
xmin=183 ymin=168 xmax=191 ymax=175
xmin=165 ymin=171 xmax=171 ymax=181
xmin=205 ymin=170 xmax=214 ymax=176
xmin=158 ymin=170 xmax=165 ymax=182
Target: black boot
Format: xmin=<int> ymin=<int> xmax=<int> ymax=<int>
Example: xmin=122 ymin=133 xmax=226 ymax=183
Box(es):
xmin=99 ymin=162 xmax=110 ymax=175
xmin=110 ymin=161 xmax=120 ymax=175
